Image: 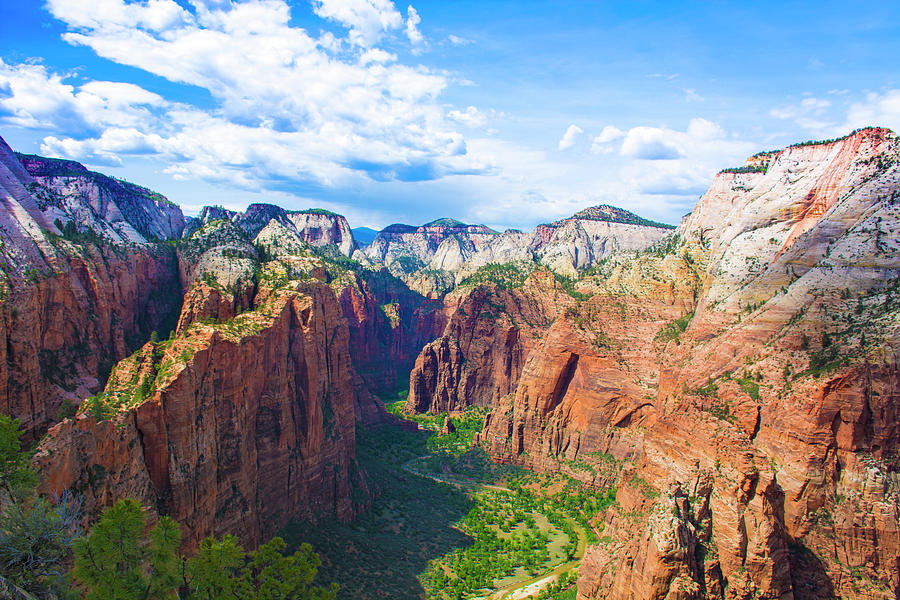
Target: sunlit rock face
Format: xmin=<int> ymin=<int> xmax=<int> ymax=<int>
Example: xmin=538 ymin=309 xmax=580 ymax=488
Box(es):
xmin=34 ymin=284 xmax=369 ymax=550
xmin=420 ymin=128 xmax=900 ymax=600
xmin=0 ymin=136 xmax=184 ymax=439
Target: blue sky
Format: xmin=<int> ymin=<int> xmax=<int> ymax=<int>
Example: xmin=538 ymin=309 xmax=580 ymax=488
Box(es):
xmin=1 ymin=0 xmax=899 ymax=230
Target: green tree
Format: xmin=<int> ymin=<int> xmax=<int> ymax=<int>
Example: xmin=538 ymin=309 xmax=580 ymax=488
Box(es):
xmin=185 ymin=536 xmax=338 ymax=600
xmin=0 ymin=492 xmax=81 ymax=598
xmin=75 ymin=498 xmax=338 ymax=600
xmin=0 ymin=415 xmax=80 ymax=598
xmin=184 ymin=535 xmax=246 ymax=599
xmin=236 ymin=538 xmax=337 ymax=600
xmin=72 ymin=498 xmax=181 ymax=600
xmin=0 ymin=415 xmax=38 ymax=501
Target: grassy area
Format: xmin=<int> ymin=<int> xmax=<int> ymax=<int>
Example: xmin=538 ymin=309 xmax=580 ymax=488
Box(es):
xmin=282 ymin=389 xmax=617 ymax=600
xmin=422 ymin=488 xmax=565 ymax=599
xmin=281 ymin=425 xmax=473 ymax=600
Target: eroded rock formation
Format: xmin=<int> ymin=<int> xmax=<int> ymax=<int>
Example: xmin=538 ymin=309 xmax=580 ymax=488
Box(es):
xmin=416 ymin=128 xmax=900 ymax=599
xmin=34 ymin=285 xmax=368 ymax=549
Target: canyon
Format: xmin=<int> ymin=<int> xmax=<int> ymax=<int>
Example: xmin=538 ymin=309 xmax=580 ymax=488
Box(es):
xmin=0 ymin=127 xmax=898 ymax=599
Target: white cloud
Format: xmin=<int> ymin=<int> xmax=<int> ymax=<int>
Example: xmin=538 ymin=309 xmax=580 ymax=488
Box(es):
xmin=405 ymin=5 xmax=423 ymax=45
xmin=311 ymin=0 xmax=403 ymax=47
xmin=0 ymin=58 xmax=168 ymax=136
xmin=558 ymin=124 xmax=583 ymax=151
xmin=443 ymin=119 xmax=756 ymax=229
xmin=447 ymin=34 xmax=472 ymax=46
xmin=447 ymin=106 xmax=487 ymax=128
xmin=621 ymin=127 xmax=683 ymax=160
xmin=590 ymin=125 xmax=623 ymax=153
xmin=686 ymin=117 xmax=725 ymax=140
xmin=1 ymin=0 xmax=489 ymax=188
xmin=769 ymin=96 xmax=836 ymax=133
xmin=843 ymin=90 xmax=900 ymax=133
xmin=684 ymin=88 xmax=703 ymax=103
xmin=44 ymin=0 xmax=191 ymax=31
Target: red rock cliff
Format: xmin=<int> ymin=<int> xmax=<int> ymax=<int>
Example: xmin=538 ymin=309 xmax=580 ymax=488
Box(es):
xmin=33 ymin=283 xmax=368 ymax=550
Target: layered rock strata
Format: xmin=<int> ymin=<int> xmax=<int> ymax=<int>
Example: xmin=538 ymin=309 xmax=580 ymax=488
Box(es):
xmin=34 ymin=284 xmax=367 ymax=549
xmin=426 ymin=128 xmax=900 ymax=599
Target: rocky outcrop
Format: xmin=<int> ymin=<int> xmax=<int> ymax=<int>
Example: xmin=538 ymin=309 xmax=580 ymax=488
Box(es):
xmin=185 ymin=203 xmax=357 ymax=257
xmin=335 ymin=268 xmax=445 ymax=395
xmin=0 ymin=137 xmax=183 ymax=439
xmin=468 ymin=128 xmax=900 ymax=599
xmin=364 ymin=218 xmax=499 ymax=276
xmin=34 ymin=284 xmax=368 ymax=549
xmin=529 ymin=215 xmax=672 ymax=277
xmin=16 ymin=151 xmax=184 ymax=243
xmin=407 ymin=269 xmax=572 ymax=413
xmin=362 ymin=207 xmax=674 ymax=290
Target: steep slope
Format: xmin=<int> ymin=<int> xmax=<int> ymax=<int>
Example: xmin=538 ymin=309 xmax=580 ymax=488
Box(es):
xmin=423 ymin=128 xmax=900 ymax=599
xmin=16 ymin=152 xmax=184 ymax=243
xmin=186 ymin=203 xmax=357 ymax=257
xmin=364 ymin=218 xmax=500 ymax=278
xmin=34 ymin=283 xmax=368 ymax=549
xmin=527 ymin=205 xmax=674 ymax=277
xmin=362 ymin=208 xmax=672 ymax=296
xmin=0 ymin=137 xmax=184 ymax=439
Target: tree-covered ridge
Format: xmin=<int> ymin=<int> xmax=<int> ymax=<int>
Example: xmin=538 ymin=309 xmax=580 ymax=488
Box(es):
xmin=291 ymin=208 xmax=339 ymax=216
xmin=379 ymin=218 xmax=499 ymax=234
xmin=458 ymin=262 xmax=533 ymax=290
xmin=560 ymin=205 xmax=675 ymax=229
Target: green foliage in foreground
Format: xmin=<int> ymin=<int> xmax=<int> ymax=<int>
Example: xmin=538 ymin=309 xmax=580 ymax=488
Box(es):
xmin=0 ymin=415 xmax=80 ymax=599
xmin=73 ymin=498 xmax=337 ymax=600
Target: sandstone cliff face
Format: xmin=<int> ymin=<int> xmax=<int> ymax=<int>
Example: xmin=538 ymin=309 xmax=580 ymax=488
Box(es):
xmin=527 ymin=205 xmax=674 ymax=277
xmin=16 ymin=151 xmax=184 ymax=243
xmin=0 ymin=137 xmax=183 ymax=439
xmin=334 ymin=267 xmax=445 ymax=395
xmin=465 ymin=129 xmax=900 ymax=599
xmin=364 ymin=207 xmax=674 ymax=285
xmin=186 ymin=203 xmax=357 ymax=257
xmin=363 ymin=219 xmax=499 ymax=285
xmin=407 ymin=269 xmax=572 ymax=414
xmin=34 ymin=284 xmax=367 ymax=549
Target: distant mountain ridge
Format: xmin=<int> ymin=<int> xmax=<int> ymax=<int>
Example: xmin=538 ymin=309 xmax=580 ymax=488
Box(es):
xmin=563 ymin=204 xmax=675 ymax=229
xmin=351 ymin=226 xmax=379 ymax=246
xmin=13 ymin=150 xmax=184 ymax=243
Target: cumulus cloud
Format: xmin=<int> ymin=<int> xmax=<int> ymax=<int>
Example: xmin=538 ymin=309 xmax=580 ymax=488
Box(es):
xmin=843 ymin=90 xmax=900 ymax=133
xmin=769 ymin=97 xmax=836 ymax=133
xmin=0 ymin=58 xmax=169 ymax=137
xmin=1 ymin=0 xmax=487 ymax=189
xmin=311 ymin=0 xmax=403 ymax=47
xmin=620 ymin=127 xmax=683 ymax=160
xmin=590 ymin=125 xmax=623 ymax=153
xmin=558 ymin=124 xmax=583 ymax=151
xmin=447 ymin=106 xmax=487 ymax=128
xmin=405 ymin=5 xmax=423 ymax=45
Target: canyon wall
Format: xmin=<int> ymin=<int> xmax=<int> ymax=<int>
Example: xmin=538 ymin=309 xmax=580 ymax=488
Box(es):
xmin=34 ymin=284 xmax=368 ymax=549
xmin=424 ymin=128 xmax=900 ymax=599
xmin=0 ymin=137 xmax=184 ymax=439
